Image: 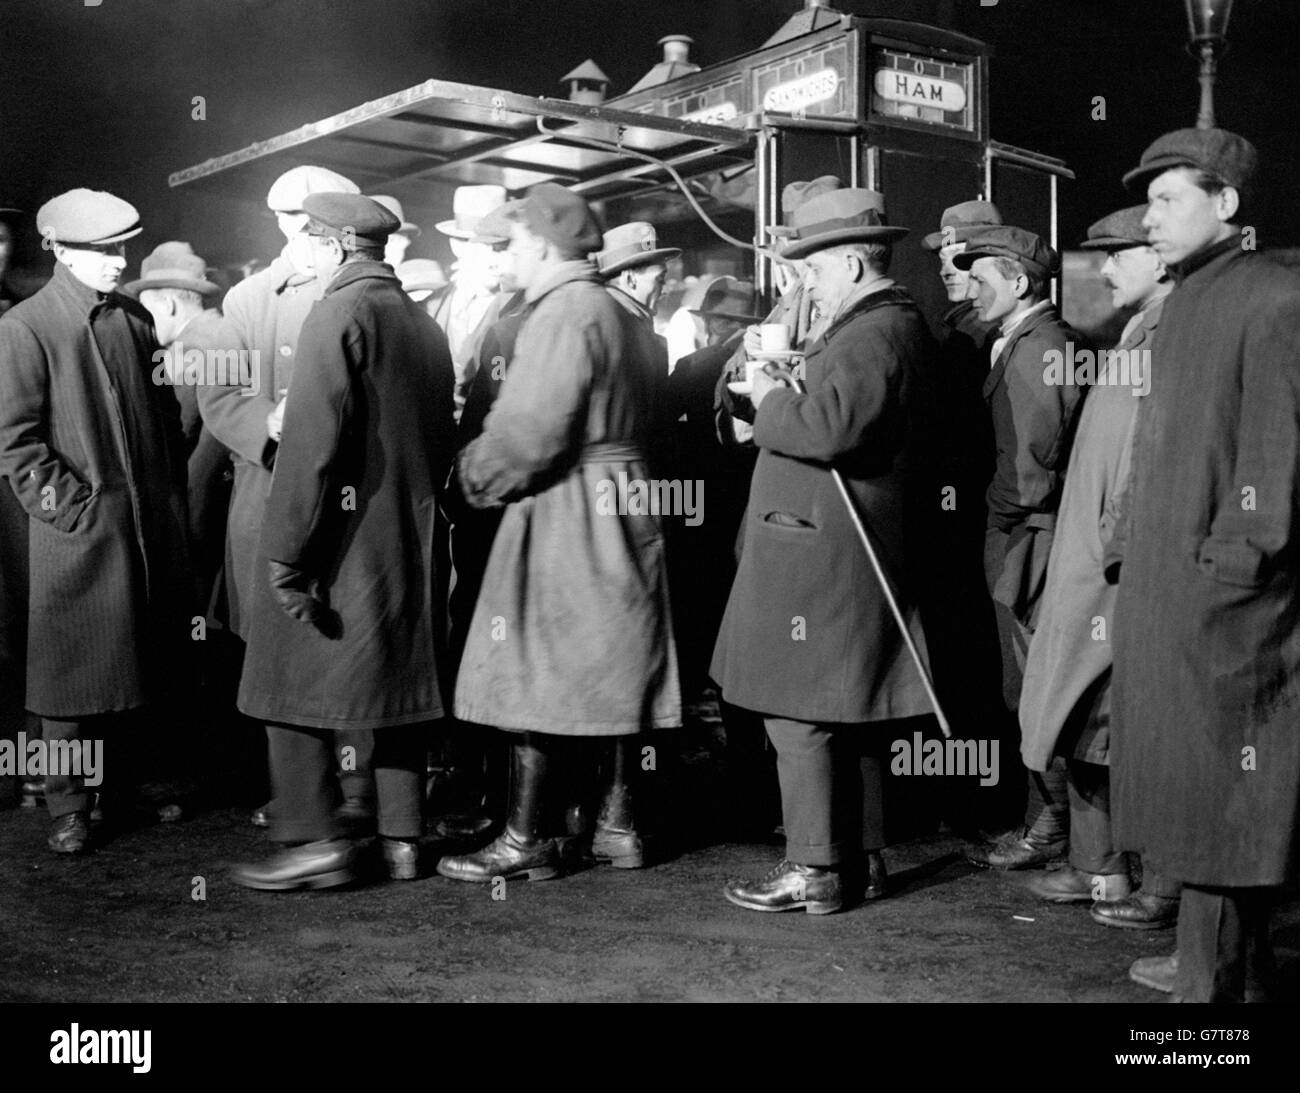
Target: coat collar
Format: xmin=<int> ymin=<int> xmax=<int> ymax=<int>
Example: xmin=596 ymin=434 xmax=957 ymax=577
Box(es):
xmin=524 ymin=259 xmax=601 ymax=305
xmin=50 ymin=259 xmax=112 ymax=316
xmin=322 ymin=259 xmax=400 ymax=297
xmin=810 ymin=282 xmax=915 ymax=351
xmin=1170 ymin=232 xmax=1242 ymax=285
xmin=606 ymin=284 xmax=655 ymax=325
xmin=983 ymin=302 xmax=1062 ymax=398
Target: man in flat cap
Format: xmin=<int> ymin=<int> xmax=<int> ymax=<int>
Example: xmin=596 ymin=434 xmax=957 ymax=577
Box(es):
xmin=0 ymin=189 xmax=190 ymax=854
xmin=233 ymin=193 xmax=455 ymax=889
xmin=1109 ymin=129 xmax=1300 ymax=1002
xmin=1017 ymin=206 xmax=1180 ymax=927
xmin=437 ymin=182 xmax=680 ymax=884
xmin=955 ymin=224 xmax=1084 ymax=873
xmin=714 ymin=189 xmax=933 ymax=913
xmin=198 ymin=165 xmax=376 ymax=830
xmin=428 ymin=184 xmax=511 ymax=420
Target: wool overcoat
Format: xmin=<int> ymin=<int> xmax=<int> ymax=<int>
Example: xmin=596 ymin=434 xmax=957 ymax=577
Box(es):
xmin=197 ymin=251 xmax=322 ymax=638
xmin=0 ymin=262 xmax=189 ymax=716
xmin=1111 ymin=237 xmax=1300 ymax=887
xmin=710 ymin=284 xmax=934 ymax=725
xmin=1020 ymin=295 xmax=1166 ymax=771
xmin=453 ymin=260 xmax=680 ymax=736
xmin=236 ymin=261 xmax=455 ymax=730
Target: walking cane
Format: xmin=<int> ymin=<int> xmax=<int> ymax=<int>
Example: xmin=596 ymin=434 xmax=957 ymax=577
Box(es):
xmin=763 ymin=363 xmax=952 ymax=738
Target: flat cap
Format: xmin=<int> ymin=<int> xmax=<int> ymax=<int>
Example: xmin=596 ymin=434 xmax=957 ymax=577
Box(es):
xmin=953 ymin=224 xmax=1059 ymax=277
xmin=514 ymin=182 xmax=603 ymax=254
xmin=471 ymin=200 xmax=521 ymax=245
xmin=124 ymin=241 xmax=219 ymax=297
xmin=266 ymin=166 xmax=359 ymax=213
xmin=921 ymin=199 xmax=1003 ymax=251
xmin=302 ymin=193 xmax=400 ymax=249
xmin=37 ymin=188 xmax=141 ymax=246
xmin=594 ymin=221 xmax=680 ymax=278
xmin=1123 ymin=127 xmax=1258 ymax=193
xmin=1079 ymin=205 xmax=1150 ymax=251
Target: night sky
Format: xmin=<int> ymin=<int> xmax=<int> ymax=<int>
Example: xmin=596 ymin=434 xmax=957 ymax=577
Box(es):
xmin=2 ymin=0 xmax=1296 ymax=274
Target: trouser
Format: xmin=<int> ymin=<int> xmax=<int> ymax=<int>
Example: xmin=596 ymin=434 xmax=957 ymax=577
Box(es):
xmin=764 ymin=717 xmax=884 ymax=868
xmin=336 ymin=728 xmax=375 ymax=808
xmin=1065 ymin=760 xmax=1178 ymax=897
xmin=1024 ymin=758 xmax=1069 ymax=841
xmin=42 ymin=713 xmax=137 ymax=820
xmin=1174 ymin=885 xmax=1277 ymax=1003
xmin=266 ymin=724 xmax=424 ymax=844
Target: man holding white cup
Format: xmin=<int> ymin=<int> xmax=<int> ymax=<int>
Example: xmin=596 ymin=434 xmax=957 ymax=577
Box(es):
xmin=712 ymin=188 xmax=935 ymax=914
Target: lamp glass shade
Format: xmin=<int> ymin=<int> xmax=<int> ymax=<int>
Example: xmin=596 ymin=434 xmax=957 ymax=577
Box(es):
xmin=1186 ymin=0 xmax=1234 ymax=41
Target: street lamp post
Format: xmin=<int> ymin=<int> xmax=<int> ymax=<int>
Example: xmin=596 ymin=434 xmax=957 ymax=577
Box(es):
xmin=1185 ymin=0 xmax=1235 ymax=129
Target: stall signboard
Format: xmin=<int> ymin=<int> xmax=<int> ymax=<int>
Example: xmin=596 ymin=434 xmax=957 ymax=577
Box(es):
xmin=752 ymin=35 xmax=856 ymax=119
xmin=869 ymin=45 xmax=978 ymax=136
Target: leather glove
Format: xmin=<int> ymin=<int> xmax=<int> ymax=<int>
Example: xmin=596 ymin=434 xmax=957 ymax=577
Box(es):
xmin=268 ymin=560 xmax=336 ymax=635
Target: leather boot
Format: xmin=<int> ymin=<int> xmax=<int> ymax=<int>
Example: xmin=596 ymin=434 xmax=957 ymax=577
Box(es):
xmin=436 ymin=738 xmax=559 ymax=883
xmin=591 ymin=738 xmax=644 ymax=869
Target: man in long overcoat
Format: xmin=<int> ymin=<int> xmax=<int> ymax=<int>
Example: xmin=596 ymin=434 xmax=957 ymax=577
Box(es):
xmin=0 ymin=189 xmax=189 ymax=853
xmin=1111 ymin=129 xmax=1300 ymax=1002
xmin=713 ymin=188 xmax=933 ymax=915
xmin=437 ymin=183 xmax=681 ymax=884
xmin=1018 ymin=206 xmax=1179 ymax=925
xmin=955 ymin=226 xmax=1085 ymax=871
xmin=232 ymin=194 xmax=455 ymax=890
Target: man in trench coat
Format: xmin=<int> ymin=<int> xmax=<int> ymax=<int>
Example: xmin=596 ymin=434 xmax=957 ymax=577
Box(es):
xmin=1018 ymin=206 xmax=1180 ymax=925
xmin=232 ymin=194 xmax=455 ymax=890
xmin=1111 ymin=128 xmax=1300 ymax=1002
xmin=437 ymin=183 xmax=681 ymax=884
xmin=0 ymin=189 xmax=190 ymax=854
xmin=713 ymin=188 xmax=933 ymax=915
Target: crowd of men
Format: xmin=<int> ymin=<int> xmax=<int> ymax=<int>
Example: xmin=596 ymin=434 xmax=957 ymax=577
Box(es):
xmin=0 ymin=122 xmax=1297 ymax=1004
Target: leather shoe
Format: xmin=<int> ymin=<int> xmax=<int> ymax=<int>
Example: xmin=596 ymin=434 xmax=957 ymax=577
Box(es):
xmin=1129 ymin=952 xmax=1177 ymax=994
xmin=250 ymin=802 xmax=272 ymax=828
xmin=379 ymin=837 xmax=420 ymax=881
xmin=723 ymin=859 xmax=843 ymax=915
xmin=47 ymin=813 xmax=90 ymax=855
xmin=1092 ymin=891 xmax=1179 ymax=930
xmin=592 ymin=826 xmax=645 ymax=869
xmin=1028 ymin=868 xmax=1130 ymax=903
xmin=435 ymin=826 xmax=559 ymax=883
xmin=967 ymin=826 xmax=1067 ymax=870
xmin=433 ymin=811 xmax=496 ymax=841
xmin=232 ymin=839 xmax=358 ymax=891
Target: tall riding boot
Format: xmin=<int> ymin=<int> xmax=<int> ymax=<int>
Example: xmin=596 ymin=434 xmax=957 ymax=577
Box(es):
xmin=592 ymin=737 xmax=644 ymax=868
xmin=435 ymin=734 xmax=560 ymax=882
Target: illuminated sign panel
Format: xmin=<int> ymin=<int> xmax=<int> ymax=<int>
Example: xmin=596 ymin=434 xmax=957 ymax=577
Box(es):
xmin=752 ymin=38 xmax=855 ymax=119
xmin=870 ymin=47 xmax=976 ymax=133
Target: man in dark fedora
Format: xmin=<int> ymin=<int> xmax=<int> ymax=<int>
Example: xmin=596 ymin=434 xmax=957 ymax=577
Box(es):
xmin=438 ymin=183 xmax=680 ymax=884
xmin=954 ymin=225 xmax=1084 ymax=873
xmin=0 ymin=189 xmax=190 ymax=854
xmin=713 ymin=188 xmax=934 ymax=914
xmin=232 ymin=193 xmax=455 ymax=890
xmin=1111 ymin=128 xmax=1300 ymax=1002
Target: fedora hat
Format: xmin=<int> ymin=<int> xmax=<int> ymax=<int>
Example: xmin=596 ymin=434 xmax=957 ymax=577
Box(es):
xmin=921 ymin=199 xmax=1003 ymax=251
xmin=780 ymin=189 xmax=907 ymax=260
xmin=436 ymin=185 xmax=508 ymax=239
xmin=689 ymin=276 xmax=762 ymax=323
xmin=769 ymin=175 xmax=843 ymax=239
xmin=594 ymin=221 xmax=681 ymax=278
xmin=123 ymin=241 xmax=219 ymax=297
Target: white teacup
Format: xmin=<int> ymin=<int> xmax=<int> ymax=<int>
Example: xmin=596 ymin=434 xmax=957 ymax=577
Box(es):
xmin=760 ymin=323 xmax=792 ymax=353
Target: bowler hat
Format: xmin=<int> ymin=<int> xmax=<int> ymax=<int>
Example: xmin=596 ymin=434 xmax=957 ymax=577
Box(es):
xmin=780 ymin=188 xmax=907 ymax=260
xmin=124 ymin=241 xmax=220 ymax=297
xmin=689 ymin=276 xmax=762 ymax=323
xmin=266 ymin=166 xmax=359 ymax=213
xmin=436 ymin=185 xmax=508 ymax=239
xmin=37 ymin=189 xmax=141 ymax=246
xmin=594 ymin=222 xmax=681 ymax=278
xmin=1079 ymin=206 xmax=1150 ymax=251
xmin=513 ymin=182 xmax=603 ymax=254
xmin=1122 ymin=127 xmax=1258 ymax=193
xmin=302 ymin=193 xmax=400 ymax=249
xmin=921 ymin=199 xmax=1003 ymax=252
xmin=396 ymin=258 xmax=448 ymax=295
xmin=368 ymin=195 xmax=421 ymax=238
xmin=953 ymin=224 xmax=1059 ymax=278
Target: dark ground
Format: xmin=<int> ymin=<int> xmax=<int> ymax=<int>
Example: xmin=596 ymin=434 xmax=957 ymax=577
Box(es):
xmin=2 ymin=713 xmax=1298 ymax=1005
